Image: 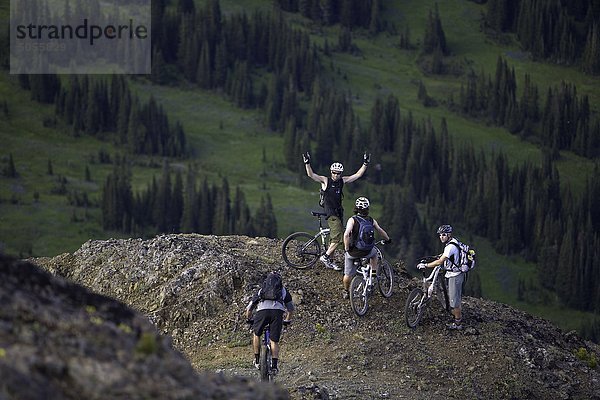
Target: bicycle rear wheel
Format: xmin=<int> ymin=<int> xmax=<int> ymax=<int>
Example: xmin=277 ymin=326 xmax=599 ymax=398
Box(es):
xmin=405 ymin=288 xmax=426 ymax=329
xmin=349 ymin=275 xmax=369 ymax=316
xmin=259 ymin=343 xmax=271 ymax=382
xmin=377 ymin=258 xmax=394 ymax=298
xmin=281 ymin=232 xmax=321 ymax=269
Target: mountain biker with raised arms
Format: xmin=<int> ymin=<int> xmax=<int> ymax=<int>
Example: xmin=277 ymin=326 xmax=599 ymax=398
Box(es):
xmin=245 ymin=272 xmax=294 ymax=374
xmin=302 ymin=151 xmax=370 ymax=271
xmin=342 ymin=197 xmax=391 ymax=299
xmin=417 ymin=224 xmax=463 ymax=330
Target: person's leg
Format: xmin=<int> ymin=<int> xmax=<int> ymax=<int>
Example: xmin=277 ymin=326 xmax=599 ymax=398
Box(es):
xmin=447 ymin=274 xmax=464 ymax=328
xmin=326 ymin=216 xmax=343 ymax=258
xmin=367 ymin=248 xmax=378 ymax=277
xmin=252 ymin=310 xmax=267 ymax=365
xmin=270 ymin=339 xmax=280 ymax=359
xmin=268 ymin=310 xmax=284 ymax=370
xmin=253 ymin=334 xmax=260 ymax=364
xmin=343 ymin=252 xmax=358 ymax=292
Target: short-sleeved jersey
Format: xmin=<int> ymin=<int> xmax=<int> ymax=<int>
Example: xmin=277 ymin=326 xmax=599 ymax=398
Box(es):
xmin=443 ymin=238 xmax=461 ymax=278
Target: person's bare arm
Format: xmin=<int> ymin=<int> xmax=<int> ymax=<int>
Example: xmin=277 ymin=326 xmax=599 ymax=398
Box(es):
xmin=343 ymin=218 xmax=355 ymax=251
xmin=343 ymin=153 xmax=370 ymax=184
xmin=343 ymin=163 xmax=367 ymax=184
xmin=305 ymin=163 xmax=327 ymax=184
xmin=373 ymin=219 xmax=390 ymax=241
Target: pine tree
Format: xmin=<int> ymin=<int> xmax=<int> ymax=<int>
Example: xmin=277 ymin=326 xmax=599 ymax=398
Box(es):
xmin=154 ymin=161 xmax=172 ymax=233
xmin=198 ymin=178 xmax=213 ymax=234
xmin=170 ymin=169 xmax=184 ymax=232
xmin=180 ymin=165 xmax=199 ymax=233
xmin=5 ymin=153 xmax=17 ymax=178
xmin=212 ymin=178 xmax=231 ymax=235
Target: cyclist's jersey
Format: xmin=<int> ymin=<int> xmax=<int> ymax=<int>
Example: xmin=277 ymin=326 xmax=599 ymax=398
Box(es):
xmin=443 ymin=238 xmax=461 ymax=278
xmin=322 ymin=177 xmax=344 ymax=219
xmin=246 ymin=287 xmax=295 ymax=313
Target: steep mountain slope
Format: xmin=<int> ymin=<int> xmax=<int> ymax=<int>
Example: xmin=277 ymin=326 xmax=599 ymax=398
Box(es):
xmin=0 ymin=254 xmax=288 ymax=399
xmin=32 ymin=234 xmax=600 ymax=399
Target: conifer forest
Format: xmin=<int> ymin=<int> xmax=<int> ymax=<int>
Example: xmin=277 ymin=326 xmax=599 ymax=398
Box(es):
xmin=1 ymin=0 xmax=600 ymax=340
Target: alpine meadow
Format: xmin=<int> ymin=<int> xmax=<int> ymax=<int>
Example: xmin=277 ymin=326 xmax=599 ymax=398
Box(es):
xmin=1 ymin=0 xmax=600 ymax=343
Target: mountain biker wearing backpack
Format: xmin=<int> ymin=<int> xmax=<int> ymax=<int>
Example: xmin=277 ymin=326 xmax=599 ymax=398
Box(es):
xmin=417 ymin=224 xmax=464 ymax=330
xmin=303 ymin=151 xmax=370 ymax=271
xmin=245 ymin=271 xmax=294 ymax=375
xmin=342 ymin=197 xmax=391 ymax=299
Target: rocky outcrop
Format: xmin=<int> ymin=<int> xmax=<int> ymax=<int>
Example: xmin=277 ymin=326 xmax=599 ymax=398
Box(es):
xmin=0 ymin=253 xmax=288 ymax=399
xmin=30 ymin=234 xmax=600 ymax=399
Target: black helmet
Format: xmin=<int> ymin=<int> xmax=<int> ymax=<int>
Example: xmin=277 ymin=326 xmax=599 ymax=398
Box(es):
xmin=437 ymin=224 xmax=453 ymax=234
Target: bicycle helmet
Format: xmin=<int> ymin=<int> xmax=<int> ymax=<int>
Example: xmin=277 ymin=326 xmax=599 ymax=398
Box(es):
xmin=437 ymin=224 xmax=453 ymax=234
xmin=330 ymin=162 xmax=344 ymax=173
xmin=355 ymin=196 xmax=370 ymax=210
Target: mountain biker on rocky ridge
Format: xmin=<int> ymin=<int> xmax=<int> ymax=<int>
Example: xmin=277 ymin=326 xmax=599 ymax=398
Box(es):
xmin=303 ymin=151 xmax=370 ymax=271
xmin=245 ymin=272 xmax=294 ymax=375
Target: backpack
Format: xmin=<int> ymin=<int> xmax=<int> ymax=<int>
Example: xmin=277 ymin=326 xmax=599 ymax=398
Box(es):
xmin=260 ymin=273 xmax=283 ymax=302
xmin=447 ymin=240 xmax=476 ymax=273
xmin=353 ymin=216 xmax=375 ymax=251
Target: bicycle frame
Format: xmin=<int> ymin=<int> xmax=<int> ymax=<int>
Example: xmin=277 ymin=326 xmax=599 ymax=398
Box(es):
xmin=313 ymin=212 xmax=331 ymax=249
xmin=405 ymin=263 xmax=449 ymax=329
xmin=348 ymin=241 xmax=394 ymax=316
xmin=422 ymin=265 xmax=445 ymax=298
xmin=281 ymin=211 xmax=332 ymax=269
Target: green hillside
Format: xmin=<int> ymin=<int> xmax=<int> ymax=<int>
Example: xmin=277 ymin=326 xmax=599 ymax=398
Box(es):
xmin=1 ymin=0 xmax=599 ymax=336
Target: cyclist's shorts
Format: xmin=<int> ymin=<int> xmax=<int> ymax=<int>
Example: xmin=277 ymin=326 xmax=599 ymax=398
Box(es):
xmin=327 ymin=216 xmax=343 ymax=245
xmin=344 ymin=247 xmax=377 ymax=276
xmin=253 ymin=309 xmax=285 ymax=342
xmin=447 ymin=273 xmax=465 ymax=309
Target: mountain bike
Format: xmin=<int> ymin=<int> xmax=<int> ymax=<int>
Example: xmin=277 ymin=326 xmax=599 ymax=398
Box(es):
xmin=404 ymin=256 xmax=450 ymax=329
xmin=281 ymin=211 xmax=330 ymax=269
xmin=348 ymin=240 xmax=394 ymax=316
xmin=248 ymin=319 xmax=290 ymax=382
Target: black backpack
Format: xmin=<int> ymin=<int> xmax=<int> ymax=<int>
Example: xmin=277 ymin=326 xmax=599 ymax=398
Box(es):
xmin=353 ymin=216 xmax=375 ymax=251
xmin=260 ymin=273 xmax=283 ymax=302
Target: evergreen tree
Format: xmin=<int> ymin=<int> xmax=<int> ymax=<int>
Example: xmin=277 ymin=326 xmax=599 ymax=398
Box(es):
xmin=212 ymin=178 xmax=231 ymax=235
xmin=170 ymin=169 xmax=184 ymax=232
xmin=181 ymin=165 xmax=199 ymax=233
xmin=154 ymin=161 xmax=172 ymax=232
xmin=5 ymin=153 xmax=17 ymax=178
xmin=198 ymin=178 xmax=213 ymax=234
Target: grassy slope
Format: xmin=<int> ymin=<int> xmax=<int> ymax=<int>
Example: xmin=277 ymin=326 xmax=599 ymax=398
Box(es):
xmin=1 ymin=0 xmax=599 ymax=330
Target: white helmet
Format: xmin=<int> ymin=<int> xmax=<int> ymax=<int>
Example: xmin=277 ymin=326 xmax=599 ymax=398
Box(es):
xmin=330 ymin=162 xmax=344 ymax=173
xmin=355 ymin=196 xmax=370 ymax=209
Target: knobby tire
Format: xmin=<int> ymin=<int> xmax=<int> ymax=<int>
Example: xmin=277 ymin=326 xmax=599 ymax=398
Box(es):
xmin=281 ymin=232 xmax=321 ymax=269
xmin=377 ymin=259 xmax=394 ymax=298
xmin=350 ymin=275 xmax=369 ymax=316
xmin=259 ymin=343 xmax=271 ymax=382
xmin=405 ymin=288 xmax=426 ymax=329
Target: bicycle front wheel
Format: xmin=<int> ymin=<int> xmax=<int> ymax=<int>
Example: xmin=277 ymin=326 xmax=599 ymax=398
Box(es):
xmin=259 ymin=343 xmax=271 ymax=382
xmin=281 ymin=232 xmax=321 ymax=269
xmin=405 ymin=288 xmax=426 ymax=329
xmin=377 ymin=258 xmax=394 ymax=298
xmin=349 ymin=275 xmax=369 ymax=316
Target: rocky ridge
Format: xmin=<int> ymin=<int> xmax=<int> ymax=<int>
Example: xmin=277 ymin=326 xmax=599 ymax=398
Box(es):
xmin=29 ymin=234 xmax=600 ymax=399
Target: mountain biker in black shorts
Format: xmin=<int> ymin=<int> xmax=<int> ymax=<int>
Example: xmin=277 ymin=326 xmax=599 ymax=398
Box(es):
xmin=245 ymin=272 xmax=294 ymax=374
